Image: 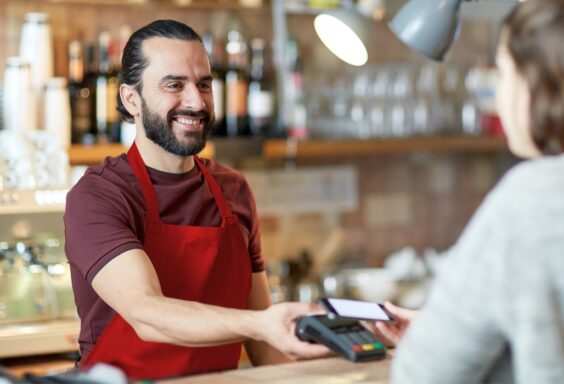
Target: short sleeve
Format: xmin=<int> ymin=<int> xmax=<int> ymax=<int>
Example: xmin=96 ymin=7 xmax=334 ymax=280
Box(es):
xmin=64 ymin=171 xmax=143 ymax=283
xmin=241 ymin=177 xmax=264 ymax=272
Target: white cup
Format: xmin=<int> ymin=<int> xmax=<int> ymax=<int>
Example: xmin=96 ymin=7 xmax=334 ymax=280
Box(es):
xmin=19 ymin=12 xmax=54 ymax=130
xmin=44 ymin=77 xmax=71 ymax=149
xmin=0 ymin=83 xmax=4 ymax=130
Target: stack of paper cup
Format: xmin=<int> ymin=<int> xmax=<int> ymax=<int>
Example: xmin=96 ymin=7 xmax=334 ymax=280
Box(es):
xmin=44 ymin=77 xmax=71 ymax=150
xmin=19 ymin=12 xmax=54 ymax=130
xmin=3 ymin=57 xmax=36 ymax=133
xmin=0 ymin=82 xmax=4 ymax=130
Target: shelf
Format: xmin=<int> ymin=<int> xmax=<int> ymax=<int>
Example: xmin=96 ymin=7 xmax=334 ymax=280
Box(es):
xmin=284 ymin=2 xmax=341 ymax=15
xmin=262 ymin=136 xmax=508 ymax=160
xmin=45 ymin=0 xmax=269 ymax=10
xmin=0 ymin=320 xmax=79 ymax=359
xmin=68 ymin=142 xmax=216 ymax=166
xmin=0 ymin=190 xmax=67 ymax=215
xmin=68 ymin=144 xmax=127 ymax=166
xmin=68 ymin=136 xmax=506 ymax=165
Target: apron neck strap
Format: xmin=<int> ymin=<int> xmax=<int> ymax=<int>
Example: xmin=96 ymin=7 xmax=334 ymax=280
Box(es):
xmin=193 ymin=156 xmax=234 ymax=221
xmin=127 ymin=142 xmax=160 ymax=219
xmin=127 ymin=142 xmax=234 ymax=222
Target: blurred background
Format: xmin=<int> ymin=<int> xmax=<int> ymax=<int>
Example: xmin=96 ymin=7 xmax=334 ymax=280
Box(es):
xmin=0 ymin=0 xmax=520 ymax=372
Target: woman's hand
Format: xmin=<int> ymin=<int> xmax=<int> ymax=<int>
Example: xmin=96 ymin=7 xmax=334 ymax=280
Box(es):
xmin=364 ymin=301 xmax=420 ymax=347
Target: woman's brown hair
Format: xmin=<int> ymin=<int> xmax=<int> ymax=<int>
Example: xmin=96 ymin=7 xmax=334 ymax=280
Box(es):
xmin=502 ymin=0 xmax=564 ymax=155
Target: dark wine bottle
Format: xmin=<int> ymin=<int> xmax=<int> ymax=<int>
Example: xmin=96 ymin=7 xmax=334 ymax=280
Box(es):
xmin=95 ymin=31 xmax=120 ymax=143
xmin=224 ymin=16 xmax=249 ymax=137
xmin=203 ymin=30 xmax=226 ymax=137
xmin=248 ymin=38 xmax=274 ymax=137
xmin=68 ymin=40 xmax=97 ymax=145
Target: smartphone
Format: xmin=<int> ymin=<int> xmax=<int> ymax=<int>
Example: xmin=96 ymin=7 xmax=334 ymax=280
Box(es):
xmin=319 ymin=297 xmax=394 ymax=322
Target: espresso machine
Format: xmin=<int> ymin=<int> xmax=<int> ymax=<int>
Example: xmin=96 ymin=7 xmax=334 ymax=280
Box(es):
xmin=0 ymin=189 xmax=79 ymax=359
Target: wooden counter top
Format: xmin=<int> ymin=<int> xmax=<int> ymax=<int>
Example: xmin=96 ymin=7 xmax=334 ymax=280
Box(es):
xmin=160 ymin=354 xmax=393 ymax=383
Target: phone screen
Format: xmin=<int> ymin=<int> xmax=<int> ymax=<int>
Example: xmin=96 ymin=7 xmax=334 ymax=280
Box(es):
xmin=323 ymin=298 xmax=393 ymax=321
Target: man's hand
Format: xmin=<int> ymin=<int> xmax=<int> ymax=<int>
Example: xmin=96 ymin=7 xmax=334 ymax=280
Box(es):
xmin=253 ymin=302 xmax=331 ymax=360
xmin=365 ymin=301 xmax=420 ymax=347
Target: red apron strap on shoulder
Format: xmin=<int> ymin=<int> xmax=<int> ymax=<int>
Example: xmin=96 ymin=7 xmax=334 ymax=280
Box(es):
xmin=127 ymin=142 xmax=160 ymax=220
xmin=194 ymin=156 xmax=234 ymax=221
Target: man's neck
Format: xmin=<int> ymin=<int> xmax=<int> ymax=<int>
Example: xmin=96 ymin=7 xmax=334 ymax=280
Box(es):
xmin=134 ymin=135 xmax=195 ymax=174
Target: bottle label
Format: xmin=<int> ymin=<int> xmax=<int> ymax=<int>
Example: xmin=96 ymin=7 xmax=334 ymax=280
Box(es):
xmin=248 ymin=90 xmax=273 ymax=118
xmin=288 ymin=103 xmax=308 ymax=138
xmin=226 ymin=79 xmax=248 ymax=117
xmin=212 ymin=79 xmax=224 ymax=120
xmin=96 ymin=78 xmax=108 ymax=131
xmin=106 ymin=76 xmax=119 ymax=121
xmin=73 ymin=96 xmax=92 ymax=133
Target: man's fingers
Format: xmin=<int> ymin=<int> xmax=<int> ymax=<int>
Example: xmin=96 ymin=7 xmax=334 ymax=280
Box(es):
xmin=286 ymin=302 xmax=324 ymax=319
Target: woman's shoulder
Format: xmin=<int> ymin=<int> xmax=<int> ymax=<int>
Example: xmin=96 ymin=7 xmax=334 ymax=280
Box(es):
xmin=497 ymin=155 xmax=564 ymax=196
xmin=461 ymin=156 xmax=564 ymax=233
xmin=482 ymin=155 xmax=564 ymax=231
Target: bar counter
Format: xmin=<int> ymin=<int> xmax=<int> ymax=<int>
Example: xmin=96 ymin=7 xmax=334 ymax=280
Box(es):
xmin=160 ymin=353 xmax=393 ymax=384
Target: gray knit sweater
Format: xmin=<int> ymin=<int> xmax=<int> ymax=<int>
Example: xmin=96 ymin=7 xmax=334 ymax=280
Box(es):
xmin=392 ymin=155 xmax=564 ymax=384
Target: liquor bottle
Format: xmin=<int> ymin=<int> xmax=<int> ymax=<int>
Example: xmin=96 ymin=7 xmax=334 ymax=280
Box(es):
xmin=202 ymin=29 xmax=226 ymax=137
xmin=83 ymin=43 xmax=99 ymax=144
xmin=68 ymin=40 xmax=95 ymax=144
xmin=224 ymin=16 xmax=249 ymax=137
xmin=285 ymin=39 xmax=307 ymax=139
xmin=248 ymin=38 xmax=274 ymax=137
xmin=95 ymin=31 xmax=120 ymax=143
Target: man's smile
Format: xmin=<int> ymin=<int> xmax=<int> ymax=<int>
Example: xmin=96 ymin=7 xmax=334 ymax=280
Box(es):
xmin=173 ymin=116 xmax=205 ymax=132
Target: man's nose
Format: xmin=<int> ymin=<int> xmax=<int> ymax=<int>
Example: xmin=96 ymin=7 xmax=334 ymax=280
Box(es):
xmin=181 ymin=84 xmax=206 ymax=111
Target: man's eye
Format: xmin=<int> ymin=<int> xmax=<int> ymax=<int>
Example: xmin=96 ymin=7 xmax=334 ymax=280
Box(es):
xmin=199 ymin=82 xmax=212 ymax=92
xmin=164 ymin=82 xmax=182 ymax=90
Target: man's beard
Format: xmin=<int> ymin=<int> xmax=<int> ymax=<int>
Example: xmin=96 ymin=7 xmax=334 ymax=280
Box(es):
xmin=141 ymin=97 xmax=213 ymax=157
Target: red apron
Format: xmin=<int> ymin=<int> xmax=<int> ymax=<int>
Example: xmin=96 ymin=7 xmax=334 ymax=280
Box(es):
xmin=81 ymin=142 xmax=252 ymax=380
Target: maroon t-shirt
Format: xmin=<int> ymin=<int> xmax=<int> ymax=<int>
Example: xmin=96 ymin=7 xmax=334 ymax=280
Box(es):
xmin=64 ymin=154 xmax=264 ymax=360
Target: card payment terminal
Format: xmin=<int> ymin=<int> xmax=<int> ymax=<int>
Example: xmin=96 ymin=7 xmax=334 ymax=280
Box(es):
xmin=295 ymin=314 xmax=387 ymax=362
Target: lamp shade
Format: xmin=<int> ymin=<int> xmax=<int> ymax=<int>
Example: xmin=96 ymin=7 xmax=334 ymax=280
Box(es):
xmin=314 ymin=9 xmax=369 ymax=66
xmin=389 ymin=0 xmax=463 ymax=61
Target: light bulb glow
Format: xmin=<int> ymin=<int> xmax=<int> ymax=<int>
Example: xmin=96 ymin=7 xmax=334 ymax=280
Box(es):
xmin=314 ymin=14 xmax=368 ymax=66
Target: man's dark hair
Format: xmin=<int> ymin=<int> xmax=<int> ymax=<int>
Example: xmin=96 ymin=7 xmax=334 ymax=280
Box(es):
xmin=117 ymin=19 xmax=203 ymax=123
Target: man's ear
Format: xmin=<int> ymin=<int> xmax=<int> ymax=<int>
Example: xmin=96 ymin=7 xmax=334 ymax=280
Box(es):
xmin=120 ymin=84 xmax=140 ymax=118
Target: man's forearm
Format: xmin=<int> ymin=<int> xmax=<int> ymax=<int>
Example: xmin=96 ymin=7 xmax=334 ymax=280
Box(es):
xmin=128 ymin=295 xmax=262 ymax=347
